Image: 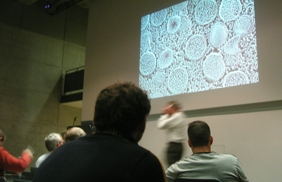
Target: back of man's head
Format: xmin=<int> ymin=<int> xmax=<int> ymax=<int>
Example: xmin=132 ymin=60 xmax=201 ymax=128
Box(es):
xmin=94 ymin=82 xmax=151 ymax=137
xmin=45 ymin=133 xmax=62 ymax=152
xmin=65 ymin=127 xmax=86 ymax=142
xmin=188 ymin=120 xmax=211 ymax=147
xmin=0 ymin=129 xmax=6 ymax=142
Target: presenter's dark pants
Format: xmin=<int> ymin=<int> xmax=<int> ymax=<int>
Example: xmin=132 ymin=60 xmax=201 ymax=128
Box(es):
xmin=166 ymin=142 xmax=183 ymax=166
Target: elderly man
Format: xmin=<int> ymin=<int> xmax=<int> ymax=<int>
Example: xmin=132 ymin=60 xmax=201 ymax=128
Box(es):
xmin=0 ymin=129 xmax=33 ymax=178
xmin=35 ymin=133 xmax=63 ymax=167
xmin=166 ymin=120 xmax=249 ymax=182
xmin=64 ymin=127 xmax=86 ymax=142
xmin=33 ymin=82 xmax=165 ymax=182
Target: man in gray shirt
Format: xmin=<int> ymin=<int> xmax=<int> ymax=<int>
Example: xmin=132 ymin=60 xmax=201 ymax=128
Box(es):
xmin=166 ymin=120 xmax=249 ymax=182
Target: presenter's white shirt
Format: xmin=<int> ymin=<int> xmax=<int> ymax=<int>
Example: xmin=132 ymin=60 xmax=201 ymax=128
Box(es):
xmin=157 ymin=112 xmax=186 ymax=143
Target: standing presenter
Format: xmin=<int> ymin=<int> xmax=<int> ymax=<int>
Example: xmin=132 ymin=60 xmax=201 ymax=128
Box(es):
xmin=157 ymin=101 xmax=186 ymax=167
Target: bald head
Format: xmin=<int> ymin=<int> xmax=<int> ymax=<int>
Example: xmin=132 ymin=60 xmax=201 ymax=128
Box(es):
xmin=65 ymin=127 xmax=86 ymax=142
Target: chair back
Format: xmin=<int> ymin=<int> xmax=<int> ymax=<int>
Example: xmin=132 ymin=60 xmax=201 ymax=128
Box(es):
xmin=30 ymin=167 xmax=38 ymax=179
xmin=175 ymin=178 xmax=220 ymax=182
xmin=13 ymin=180 xmax=31 ymax=182
xmin=21 ymin=171 xmax=32 ymax=180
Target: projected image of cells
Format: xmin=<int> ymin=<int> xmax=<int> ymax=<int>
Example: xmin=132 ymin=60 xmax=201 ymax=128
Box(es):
xmin=140 ymin=31 xmax=152 ymax=54
xmin=152 ymin=72 xmax=166 ymax=86
xmin=210 ymin=22 xmax=228 ymax=48
xmin=203 ymin=53 xmax=225 ymax=81
xmin=140 ymin=52 xmax=156 ymax=76
xmin=151 ymin=9 xmax=167 ymax=26
xmin=139 ymin=0 xmax=259 ymax=99
xmin=159 ymin=48 xmax=174 ymax=69
xmin=234 ymin=15 xmax=253 ymax=35
xmin=167 ymin=15 xmax=181 ymax=34
xmin=168 ymin=67 xmax=188 ymax=94
xmin=141 ymin=15 xmax=150 ymax=31
xmin=224 ymin=35 xmax=241 ymax=55
xmin=219 ymin=0 xmax=242 ymax=22
xmin=195 ymin=0 xmax=218 ymax=25
xmin=186 ymin=34 xmax=207 ymax=61
xmin=172 ymin=1 xmax=188 ymax=11
xmin=223 ymin=71 xmax=249 ymax=87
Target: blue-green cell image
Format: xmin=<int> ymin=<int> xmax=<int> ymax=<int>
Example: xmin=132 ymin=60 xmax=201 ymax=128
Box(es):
xmin=139 ymin=0 xmax=259 ymax=99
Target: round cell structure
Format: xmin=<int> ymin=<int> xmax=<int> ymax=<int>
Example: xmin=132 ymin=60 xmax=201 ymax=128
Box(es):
xmin=194 ymin=0 xmax=218 ymax=25
xmin=223 ymin=71 xmax=249 ymax=87
xmin=219 ymin=0 xmax=242 ymax=22
xmin=224 ymin=35 xmax=241 ymax=55
xmin=168 ymin=67 xmax=188 ymax=94
xmin=167 ymin=15 xmax=181 ymax=34
xmin=140 ymin=52 xmax=156 ymax=76
xmin=180 ymin=17 xmax=192 ymax=35
xmin=203 ymin=53 xmax=226 ymax=81
xmin=151 ymin=9 xmax=167 ymax=26
xmin=210 ymin=22 xmax=228 ymax=48
xmin=140 ymin=31 xmax=152 ymax=52
xmin=172 ymin=1 xmax=188 ymax=11
xmin=234 ymin=15 xmax=253 ymax=36
xmin=159 ymin=48 xmax=174 ymax=69
xmin=152 ymin=72 xmax=166 ymax=86
xmin=141 ymin=15 xmax=150 ymax=31
xmin=185 ymin=34 xmax=207 ymax=61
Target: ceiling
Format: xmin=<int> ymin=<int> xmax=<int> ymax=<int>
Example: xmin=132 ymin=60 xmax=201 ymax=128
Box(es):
xmin=18 ymin=0 xmax=92 ymax=10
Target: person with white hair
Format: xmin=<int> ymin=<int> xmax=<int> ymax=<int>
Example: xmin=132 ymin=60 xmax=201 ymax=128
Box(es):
xmin=35 ymin=133 xmax=63 ymax=167
xmin=64 ymin=127 xmax=86 ymax=142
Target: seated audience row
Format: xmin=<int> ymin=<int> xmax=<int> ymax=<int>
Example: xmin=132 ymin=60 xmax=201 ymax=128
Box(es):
xmin=1 ymin=82 xmax=249 ymax=182
xmin=36 ymin=127 xmax=86 ymax=167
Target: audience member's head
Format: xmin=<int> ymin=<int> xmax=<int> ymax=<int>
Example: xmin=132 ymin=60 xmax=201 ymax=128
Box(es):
xmin=45 ymin=133 xmax=64 ymax=152
xmin=187 ymin=120 xmax=212 ymax=149
xmin=94 ymin=82 xmax=151 ymax=143
xmin=0 ymin=129 xmax=6 ymax=145
xmin=60 ymin=130 xmax=67 ymax=142
xmin=166 ymin=120 xmax=249 ymax=181
xmin=64 ymin=127 xmax=86 ymax=142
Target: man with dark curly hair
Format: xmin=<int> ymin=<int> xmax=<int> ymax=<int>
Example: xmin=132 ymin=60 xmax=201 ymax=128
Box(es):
xmin=33 ymin=82 xmax=165 ymax=182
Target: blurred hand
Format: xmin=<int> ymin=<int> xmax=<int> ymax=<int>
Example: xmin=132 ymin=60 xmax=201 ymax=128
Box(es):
xmin=162 ymin=107 xmax=168 ymax=115
xmin=23 ymin=149 xmax=33 ymax=159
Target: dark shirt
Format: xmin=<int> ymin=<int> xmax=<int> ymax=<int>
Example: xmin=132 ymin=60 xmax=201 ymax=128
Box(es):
xmin=33 ymin=133 xmax=165 ymax=182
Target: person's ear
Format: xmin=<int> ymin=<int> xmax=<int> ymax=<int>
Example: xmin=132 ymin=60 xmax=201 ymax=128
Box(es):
xmin=140 ymin=117 xmax=146 ymax=133
xmin=188 ymin=139 xmax=192 ymax=148
xmin=210 ymin=136 xmax=213 ymax=145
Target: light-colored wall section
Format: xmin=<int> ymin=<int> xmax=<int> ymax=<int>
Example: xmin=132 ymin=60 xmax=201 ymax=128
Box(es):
xmin=58 ymin=105 xmax=82 ymax=127
xmin=0 ymin=0 xmax=87 ymax=168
